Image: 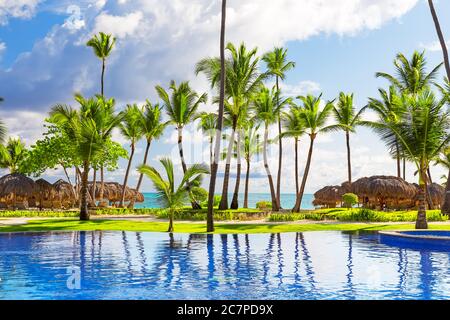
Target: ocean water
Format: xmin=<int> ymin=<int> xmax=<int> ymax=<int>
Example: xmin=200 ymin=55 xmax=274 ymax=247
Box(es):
xmin=135 ymin=193 xmax=314 ymax=210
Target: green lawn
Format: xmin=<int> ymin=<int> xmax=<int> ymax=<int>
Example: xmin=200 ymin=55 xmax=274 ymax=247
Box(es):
xmin=1 ymin=218 xmax=450 ymax=234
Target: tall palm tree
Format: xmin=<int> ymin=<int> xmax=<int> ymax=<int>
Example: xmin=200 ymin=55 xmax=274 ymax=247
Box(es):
xmin=205 ymin=0 xmax=227 ymax=232
xmin=375 ymin=90 xmax=449 ymax=228
xmin=253 ymin=86 xmax=289 ymax=211
xmin=332 ymin=92 xmax=366 ymax=185
xmin=282 ymin=106 xmax=305 ymax=194
xmin=49 ymin=95 xmax=122 ymax=220
xmin=292 ymin=94 xmax=339 ymax=212
xmin=195 ymin=112 xmax=218 ymax=169
xmin=196 ymin=42 xmax=267 ymax=210
xmin=119 ymin=104 xmax=143 ymax=207
xmin=86 ymin=32 xmax=116 ymax=97
xmin=428 ymin=0 xmax=450 ymax=215
xmin=242 ymin=120 xmax=262 ymax=208
xmin=156 ymin=80 xmax=207 ymax=209
xmin=128 ymin=101 xmax=168 ymax=209
xmin=0 ymin=138 xmax=27 ymax=173
xmin=367 ymin=86 xmax=406 ymax=177
xmin=262 ymin=47 xmax=296 ymax=208
xmin=138 ymin=158 xmax=209 ymax=232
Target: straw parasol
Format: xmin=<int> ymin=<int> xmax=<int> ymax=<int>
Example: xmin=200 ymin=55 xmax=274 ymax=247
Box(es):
xmin=0 ymin=173 xmax=38 ymax=208
xmin=412 ymin=182 xmax=445 ymax=208
xmin=313 ymin=185 xmax=346 ymax=208
xmin=35 ymin=178 xmax=57 ymax=199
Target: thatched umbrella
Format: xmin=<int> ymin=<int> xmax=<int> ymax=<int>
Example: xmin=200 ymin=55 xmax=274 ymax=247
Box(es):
xmin=35 ymin=178 xmax=58 ymax=209
xmin=0 ymin=173 xmax=38 ymax=209
xmin=88 ymin=182 xmax=141 ymax=206
xmin=54 ymin=179 xmax=77 ymax=208
xmin=413 ymin=182 xmax=445 ymax=208
xmin=351 ymin=175 xmax=417 ymax=209
xmin=313 ymin=185 xmax=345 ymax=208
xmin=130 ymin=188 xmax=144 ymax=203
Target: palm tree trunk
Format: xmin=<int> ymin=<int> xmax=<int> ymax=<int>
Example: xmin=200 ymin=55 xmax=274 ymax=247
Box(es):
xmin=293 ymin=135 xmax=315 ymax=212
xmin=416 ymin=169 xmax=428 ymax=229
xmin=177 ymin=127 xmax=201 ymax=209
xmin=346 ymin=130 xmax=352 ymax=184
xmin=101 ymin=58 xmax=105 ymax=97
xmin=276 ymin=76 xmax=282 ymax=209
xmin=396 ymin=140 xmax=401 ymax=178
xmin=91 ymin=169 xmax=97 ymax=207
xmin=230 ymin=130 xmax=241 ymax=209
xmin=129 ymin=139 xmax=152 ymax=209
xmin=99 ymin=166 xmax=105 ymax=204
xmin=209 ymin=136 xmax=214 ymax=171
xmin=243 ymin=157 xmax=250 ymax=209
xmin=426 ymin=168 xmax=434 ymax=210
xmin=441 ymin=171 xmax=450 ymax=214
xmin=263 ymin=122 xmax=279 ymax=211
xmin=168 ymin=209 xmax=174 ymax=233
xmin=219 ymin=123 xmax=236 ymax=210
xmin=120 ymin=143 xmax=135 ymax=207
xmin=294 ymin=137 xmax=299 ymax=195
xmin=207 ymin=0 xmax=226 ymax=232
xmin=62 ymin=165 xmax=77 ymax=201
xmin=80 ymin=160 xmax=90 ymax=221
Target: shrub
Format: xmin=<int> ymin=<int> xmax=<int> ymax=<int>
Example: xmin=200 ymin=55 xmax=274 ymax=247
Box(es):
xmin=326 ymin=208 xmax=448 ymax=222
xmin=342 ymin=193 xmax=358 ymax=208
xmin=201 ymin=195 xmax=221 ymax=208
xmin=256 ymin=201 xmax=272 ymax=210
xmin=191 ymin=187 xmax=208 ymax=204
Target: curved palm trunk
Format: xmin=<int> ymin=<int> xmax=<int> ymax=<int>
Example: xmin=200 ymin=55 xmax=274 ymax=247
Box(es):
xmin=230 ymin=131 xmax=242 ymax=209
xmin=243 ymin=157 xmax=250 ymax=208
xmin=294 ymin=138 xmax=299 ymax=194
xmin=209 ymin=136 xmax=214 ymax=171
xmin=428 ymin=0 xmax=450 ymax=214
xmin=395 ymin=140 xmax=401 ymax=178
xmin=62 ymin=165 xmax=77 ymax=201
xmin=168 ymin=209 xmax=174 ymax=233
xmin=263 ymin=122 xmax=279 ymax=211
xmin=120 ymin=143 xmax=135 ymax=207
xmin=90 ymin=169 xmax=97 ymax=207
xmin=101 ymin=58 xmax=105 ymax=97
xmin=346 ymin=130 xmax=352 ymax=184
xmin=416 ymin=169 xmax=428 ymax=229
xmin=293 ymin=135 xmax=315 ymax=212
xmin=276 ymin=77 xmax=282 ymax=209
xmin=219 ymin=124 xmax=236 ymax=210
xmin=129 ymin=139 xmax=152 ymax=209
xmin=99 ymin=167 xmax=105 ymax=204
xmin=207 ymin=0 xmax=226 ymax=232
xmin=80 ymin=161 xmax=90 ymax=221
xmin=426 ymin=168 xmax=434 ymax=210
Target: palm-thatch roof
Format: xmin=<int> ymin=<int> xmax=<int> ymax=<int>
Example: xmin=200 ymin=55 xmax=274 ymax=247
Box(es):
xmin=412 ymin=182 xmax=445 ymax=207
xmin=0 ymin=173 xmax=38 ymax=198
xmin=88 ymin=182 xmax=144 ymax=203
xmin=35 ymin=178 xmax=57 ymax=199
xmin=351 ymin=175 xmax=417 ymax=200
xmin=53 ymin=179 xmax=76 ymax=201
xmin=313 ymin=185 xmax=345 ymax=207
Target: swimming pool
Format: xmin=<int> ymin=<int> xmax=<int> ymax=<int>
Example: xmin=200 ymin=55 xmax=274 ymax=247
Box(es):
xmin=0 ymin=231 xmax=449 ymax=300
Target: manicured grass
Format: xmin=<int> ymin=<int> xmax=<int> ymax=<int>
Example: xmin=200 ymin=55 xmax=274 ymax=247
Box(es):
xmin=1 ymin=218 xmax=450 ymax=234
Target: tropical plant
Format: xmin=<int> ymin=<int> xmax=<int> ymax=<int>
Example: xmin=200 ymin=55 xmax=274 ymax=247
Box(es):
xmin=366 ymin=86 xmax=406 ymax=177
xmin=262 ymin=47 xmax=295 ymax=208
xmin=195 ymin=111 xmax=218 ymax=169
xmin=0 ymin=137 xmax=28 ymax=173
xmin=119 ymin=104 xmax=143 ymax=207
xmin=156 ymin=80 xmax=207 ymax=209
xmin=196 ymin=42 xmax=267 ymax=210
xmin=292 ymin=94 xmax=340 ymax=212
xmin=242 ymin=120 xmax=262 ymax=208
xmin=374 ymin=89 xmax=449 ymax=228
xmin=332 ymin=92 xmax=366 ymax=184
xmin=48 ymin=95 xmax=122 ymax=220
xmin=253 ymin=86 xmax=290 ymax=211
xmin=428 ymin=0 xmax=450 ymax=215
xmin=282 ymin=105 xmax=305 ymax=194
xmin=128 ymin=101 xmax=168 ymax=209
xmin=342 ymin=193 xmax=358 ymax=209
xmin=138 ymin=158 xmax=209 ymax=232
xmin=86 ymin=32 xmax=116 ymax=97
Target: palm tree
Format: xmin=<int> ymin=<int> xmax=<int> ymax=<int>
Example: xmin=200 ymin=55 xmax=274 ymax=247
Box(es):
xmin=86 ymin=32 xmax=116 ymax=97
xmin=49 ymin=95 xmax=122 ymax=220
xmin=242 ymin=120 xmax=262 ymax=208
xmin=282 ymin=106 xmax=305 ymax=194
xmin=376 ymin=90 xmax=449 ymax=228
xmin=196 ymin=42 xmax=267 ymax=210
xmin=0 ymin=98 xmax=6 ymax=144
xmin=262 ymin=47 xmax=296 ymax=208
xmin=292 ymin=94 xmax=339 ymax=212
xmin=138 ymin=158 xmax=209 ymax=232
xmin=435 ymin=148 xmax=450 ymax=212
xmin=196 ymin=112 xmax=218 ymax=169
xmin=0 ymin=138 xmax=27 ymax=173
xmin=367 ymin=86 xmax=406 ymax=177
xmin=156 ymin=80 xmax=207 ymax=209
xmin=128 ymin=101 xmax=168 ymax=209
xmin=428 ymin=0 xmax=450 ymax=215
xmin=253 ymin=86 xmax=290 ymax=211
xmin=332 ymin=92 xmax=366 ymax=185
xmin=206 ymin=0 xmax=226 ymax=232
xmin=119 ymin=104 xmax=143 ymax=207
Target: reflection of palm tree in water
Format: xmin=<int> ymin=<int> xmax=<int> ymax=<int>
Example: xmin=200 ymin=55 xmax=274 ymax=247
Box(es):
xmin=136 ymin=232 xmax=148 ymax=275
xmin=232 ymin=234 xmax=241 ymax=287
xmin=121 ymin=231 xmax=133 ymax=282
xmin=294 ymin=233 xmax=301 ymax=284
xmin=397 ymin=248 xmax=408 ymax=297
xmin=262 ymin=233 xmax=275 ymax=286
xmin=420 ymin=251 xmax=434 ymax=300
xmin=206 ymin=234 xmax=218 ymax=290
xmin=276 ymin=233 xmax=284 ymax=285
xmin=299 ymin=233 xmax=316 ymax=291
xmin=346 ymin=234 xmax=355 ymax=299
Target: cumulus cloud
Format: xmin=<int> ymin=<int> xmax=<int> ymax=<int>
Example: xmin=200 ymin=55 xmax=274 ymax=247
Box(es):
xmin=419 ymin=39 xmax=450 ymax=52
xmin=0 ymin=0 xmax=41 ymax=25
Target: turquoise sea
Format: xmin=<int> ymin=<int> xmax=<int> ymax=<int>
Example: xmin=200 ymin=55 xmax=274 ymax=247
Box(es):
xmin=135 ymin=193 xmax=314 ymax=210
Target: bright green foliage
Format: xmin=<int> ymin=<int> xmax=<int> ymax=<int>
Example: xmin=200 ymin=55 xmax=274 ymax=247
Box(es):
xmin=86 ymin=32 xmax=116 ymax=60
xmin=190 ymin=186 xmax=208 ymax=204
xmin=0 ymin=137 xmax=28 ymax=173
xmin=342 ymin=193 xmax=359 ymax=208
xmin=256 ymin=201 xmax=272 ymax=209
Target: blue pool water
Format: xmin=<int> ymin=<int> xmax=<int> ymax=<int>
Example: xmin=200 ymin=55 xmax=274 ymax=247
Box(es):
xmin=0 ymin=231 xmax=449 ymax=300
xmin=135 ymin=193 xmax=314 ymax=209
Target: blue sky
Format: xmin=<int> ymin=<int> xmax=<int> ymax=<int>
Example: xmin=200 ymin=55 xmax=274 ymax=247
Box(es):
xmin=0 ymin=0 xmax=448 ymax=193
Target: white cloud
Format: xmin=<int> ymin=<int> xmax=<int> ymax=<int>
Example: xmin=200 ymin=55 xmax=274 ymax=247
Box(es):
xmin=0 ymin=0 xmax=41 ymax=25
xmin=93 ymin=11 xmax=143 ymax=39
xmin=281 ymin=81 xmax=322 ymax=97
xmin=419 ymin=39 xmax=450 ymax=52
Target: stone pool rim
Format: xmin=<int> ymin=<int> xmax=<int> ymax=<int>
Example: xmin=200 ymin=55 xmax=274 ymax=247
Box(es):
xmin=379 ymin=230 xmax=450 ymax=241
